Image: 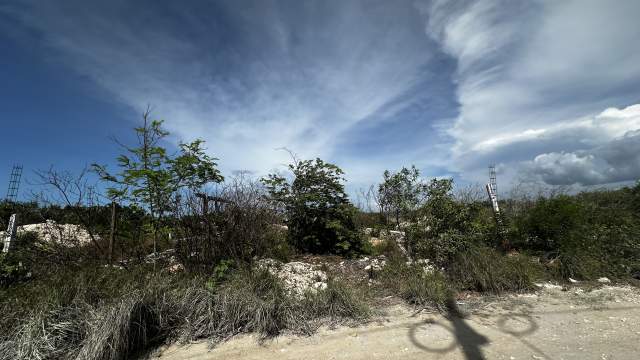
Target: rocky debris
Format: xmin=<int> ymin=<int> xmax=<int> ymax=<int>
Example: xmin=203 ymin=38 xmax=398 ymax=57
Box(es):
xmin=256 ymin=259 xmax=328 ymax=298
xmin=0 ymin=220 xmax=96 ymax=246
xmin=361 ymin=256 xmax=387 ymax=272
xmin=103 ymin=264 xmax=125 ymax=270
xmin=143 ymin=249 xmax=178 ymax=264
xmin=598 ymin=277 xmax=612 ymax=283
xmin=535 ymin=282 xmax=563 ymax=290
xmin=118 ymin=249 xmax=181 ymax=271
xmin=363 ymin=228 xmax=408 ymax=256
xmin=339 ymin=255 xmax=388 ymax=275
xmin=569 ymin=278 xmax=579 ymax=283
xmin=167 ymin=263 xmax=185 ymax=273
xmin=585 ymin=285 xmax=640 ymax=304
xmin=406 ymin=258 xmax=437 ymax=275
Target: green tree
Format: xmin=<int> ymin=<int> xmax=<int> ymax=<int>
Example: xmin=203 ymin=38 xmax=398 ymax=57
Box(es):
xmin=378 ymin=165 xmax=425 ymax=228
xmin=262 ymin=158 xmax=364 ymax=256
xmin=92 ymin=110 xmax=223 ymax=256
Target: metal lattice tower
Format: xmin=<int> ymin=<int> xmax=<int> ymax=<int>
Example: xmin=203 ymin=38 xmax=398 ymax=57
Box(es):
xmin=489 ymin=164 xmax=498 ymax=198
xmin=86 ymin=186 xmax=95 ymax=207
xmin=6 ymin=164 xmax=23 ymax=202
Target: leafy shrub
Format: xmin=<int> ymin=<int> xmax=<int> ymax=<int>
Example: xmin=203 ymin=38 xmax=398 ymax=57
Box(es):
xmin=548 ymin=222 xmax=640 ymax=280
xmin=377 ymin=165 xmax=425 ymax=228
xmin=263 ymin=158 xmax=366 ymax=257
xmin=411 ymin=230 xmax=473 ymax=269
xmin=0 ymin=255 xmax=27 ymax=286
xmin=0 ymin=231 xmax=41 ymax=286
xmin=513 ymin=195 xmax=586 ymax=251
xmin=512 ymin=191 xmax=640 ymax=280
xmin=405 ymin=179 xmax=482 ymax=266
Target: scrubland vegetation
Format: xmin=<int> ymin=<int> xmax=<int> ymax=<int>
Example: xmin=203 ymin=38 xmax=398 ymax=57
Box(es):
xmin=1 ymin=114 xmax=639 ymax=359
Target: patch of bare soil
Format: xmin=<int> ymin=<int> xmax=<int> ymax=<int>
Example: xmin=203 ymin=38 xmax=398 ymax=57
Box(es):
xmin=151 ymin=284 xmax=640 ymax=360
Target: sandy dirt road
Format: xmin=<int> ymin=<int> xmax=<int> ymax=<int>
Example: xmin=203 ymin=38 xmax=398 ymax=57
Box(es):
xmin=153 ymin=285 xmax=640 ymax=360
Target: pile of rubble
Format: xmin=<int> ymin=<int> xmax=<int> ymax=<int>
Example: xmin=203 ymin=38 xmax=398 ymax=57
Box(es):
xmin=1 ymin=220 xmax=96 ymax=247
xmin=255 ymin=258 xmax=328 ymax=298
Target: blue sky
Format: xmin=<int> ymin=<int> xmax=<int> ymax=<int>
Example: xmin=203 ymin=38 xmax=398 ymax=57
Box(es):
xmin=1 ymin=0 xmax=640 ymax=202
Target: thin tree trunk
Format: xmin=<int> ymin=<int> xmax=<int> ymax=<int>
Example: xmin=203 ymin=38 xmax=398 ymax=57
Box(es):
xmin=109 ymin=201 xmax=116 ymax=264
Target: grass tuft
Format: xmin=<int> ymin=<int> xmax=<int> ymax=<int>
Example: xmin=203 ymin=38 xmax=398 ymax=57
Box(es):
xmin=378 ymin=258 xmax=451 ymax=310
xmin=448 ymin=245 xmax=542 ymax=294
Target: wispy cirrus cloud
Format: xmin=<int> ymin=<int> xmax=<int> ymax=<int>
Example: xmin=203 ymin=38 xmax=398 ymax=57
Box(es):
xmin=2 ymin=0 xmax=640 ymax=192
xmin=1 ymin=0 xmax=452 ymax=188
xmin=423 ymin=0 xmax=640 ymax=188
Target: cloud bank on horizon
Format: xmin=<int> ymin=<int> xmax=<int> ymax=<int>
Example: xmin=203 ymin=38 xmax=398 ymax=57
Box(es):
xmin=2 ymin=0 xmax=640 ymax=191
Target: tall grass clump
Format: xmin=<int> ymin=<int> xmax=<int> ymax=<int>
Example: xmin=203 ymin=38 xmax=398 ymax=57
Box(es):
xmin=180 ymin=269 xmax=300 ymax=341
xmin=180 ymin=269 xmax=370 ymax=342
xmin=378 ymin=257 xmax=451 ymax=310
xmin=448 ymin=245 xmax=542 ymax=293
xmin=304 ymin=279 xmax=371 ymax=321
xmin=0 ymin=266 xmax=370 ymax=360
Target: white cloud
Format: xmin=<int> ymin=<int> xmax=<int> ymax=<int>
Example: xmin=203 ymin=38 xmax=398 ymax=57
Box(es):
xmin=424 ymin=0 xmax=640 ymax=186
xmin=2 ymin=0 xmax=439 ymax=179
xmin=528 ymin=130 xmax=640 ymax=185
xmin=3 ymin=0 xmax=640 ymax=191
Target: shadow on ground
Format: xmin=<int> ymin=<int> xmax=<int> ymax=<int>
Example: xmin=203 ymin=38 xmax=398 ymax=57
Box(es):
xmin=407 ymin=299 xmax=639 ymax=359
xmin=409 ymin=299 xmax=490 ymax=359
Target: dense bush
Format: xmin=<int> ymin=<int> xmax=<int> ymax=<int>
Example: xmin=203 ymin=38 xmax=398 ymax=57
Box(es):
xmin=511 ymin=190 xmax=640 ymax=280
xmin=263 ymin=158 xmax=366 ymax=257
xmin=405 ymin=179 xmax=485 ymax=266
xmin=513 ymin=195 xmax=586 ymax=251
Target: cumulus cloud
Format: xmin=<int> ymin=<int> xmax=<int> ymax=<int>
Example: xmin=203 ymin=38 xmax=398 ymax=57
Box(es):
xmin=529 ymin=130 xmax=640 ymax=185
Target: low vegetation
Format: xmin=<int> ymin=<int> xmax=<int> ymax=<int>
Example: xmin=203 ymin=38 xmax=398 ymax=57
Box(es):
xmin=2 ymin=112 xmax=640 ymax=358
xmin=0 ymin=265 xmax=369 ymax=360
xmin=378 ymin=256 xmax=451 ymax=309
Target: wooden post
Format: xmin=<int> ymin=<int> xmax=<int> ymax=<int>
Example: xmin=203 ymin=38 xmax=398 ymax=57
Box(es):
xmin=108 ymin=201 xmax=116 ymax=264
